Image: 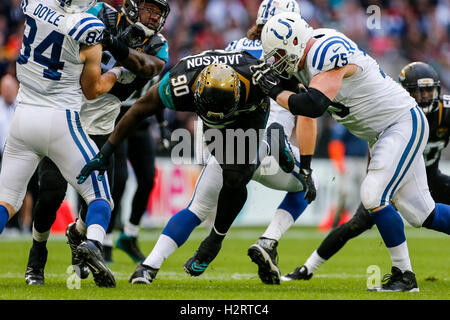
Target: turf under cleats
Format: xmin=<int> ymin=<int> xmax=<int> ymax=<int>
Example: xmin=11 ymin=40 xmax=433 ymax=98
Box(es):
xmin=184 ymin=237 xmax=222 ymax=277
xmin=248 ymin=238 xmax=281 ymax=285
xmin=129 ymin=263 xmax=159 ymax=284
xmin=265 ymin=122 xmax=295 ymax=173
xmin=281 ymin=265 xmax=313 ymax=281
xmin=65 ymin=222 xmax=90 ymax=279
xmin=368 ymin=266 xmax=419 ymax=292
xmin=76 ymin=240 xmax=116 ymax=288
xmin=116 ymin=233 xmax=145 ymax=263
xmin=25 ymin=244 xmax=47 ymax=285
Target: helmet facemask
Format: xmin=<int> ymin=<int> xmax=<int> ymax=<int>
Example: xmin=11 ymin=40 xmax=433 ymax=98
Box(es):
xmin=122 ymin=0 xmax=170 ymax=37
xmin=406 ymin=78 xmax=440 ymax=115
xmin=194 ymin=64 xmax=241 ymax=127
xmin=264 ymin=48 xmax=300 ymax=79
xmin=58 ymin=0 xmax=97 ymax=13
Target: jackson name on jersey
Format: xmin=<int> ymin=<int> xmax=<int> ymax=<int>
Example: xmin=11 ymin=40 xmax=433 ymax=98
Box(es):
xmin=16 ymin=0 xmax=104 ymax=110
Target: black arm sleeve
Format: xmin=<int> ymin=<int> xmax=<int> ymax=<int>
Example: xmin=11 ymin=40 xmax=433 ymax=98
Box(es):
xmin=287 ymin=87 xmax=332 ymax=118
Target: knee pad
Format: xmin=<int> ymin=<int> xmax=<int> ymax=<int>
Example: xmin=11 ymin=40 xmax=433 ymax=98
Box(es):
xmin=360 ymin=174 xmax=383 ymax=210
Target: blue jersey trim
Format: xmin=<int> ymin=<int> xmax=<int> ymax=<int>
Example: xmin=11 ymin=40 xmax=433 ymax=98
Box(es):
xmin=312 ymin=36 xmax=355 ymax=68
xmin=68 ymin=17 xmax=100 ymax=36
xmin=74 ymin=22 xmax=105 ymax=41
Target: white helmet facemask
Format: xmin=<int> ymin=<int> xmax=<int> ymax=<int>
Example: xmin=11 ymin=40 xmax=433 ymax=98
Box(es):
xmin=261 ymin=12 xmax=313 ymax=79
xmin=57 ymin=0 xmax=97 ymax=13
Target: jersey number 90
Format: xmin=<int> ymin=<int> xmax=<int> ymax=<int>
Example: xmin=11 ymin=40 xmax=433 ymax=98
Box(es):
xmin=17 ymin=16 xmax=65 ymax=81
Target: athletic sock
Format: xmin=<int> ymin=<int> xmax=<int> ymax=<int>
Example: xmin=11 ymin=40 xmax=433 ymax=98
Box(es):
xmin=304 ymin=250 xmax=326 ymax=274
xmin=369 ymin=204 xmax=412 ymax=272
xmin=387 ymin=241 xmax=412 ymax=272
xmin=0 ymin=205 xmax=9 ymax=234
xmin=262 ymin=191 xmax=308 ymax=241
xmin=85 ymin=199 xmax=111 ymax=244
xmin=124 ymin=221 xmax=140 ymax=238
xmin=103 ymin=232 xmax=113 ymax=247
xmin=143 ymin=234 xmax=178 ymax=269
xmin=32 ymin=224 xmax=50 ymax=243
xmin=161 ymin=208 xmax=201 ymax=247
xmin=425 ymin=204 xmax=450 ymax=235
xmin=75 ymin=218 xmax=87 ymax=235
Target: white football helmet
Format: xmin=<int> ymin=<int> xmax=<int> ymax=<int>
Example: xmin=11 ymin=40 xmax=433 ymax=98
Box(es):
xmin=261 ymin=12 xmax=313 ymax=78
xmin=57 ymin=0 xmax=97 ymax=13
xmin=256 ymin=0 xmax=301 ymax=26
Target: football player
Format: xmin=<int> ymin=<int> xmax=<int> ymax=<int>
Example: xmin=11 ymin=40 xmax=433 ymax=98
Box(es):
xmin=0 ymin=0 xmax=125 ymax=287
xmin=77 ymin=50 xmax=299 ymax=281
xmin=23 ymin=0 xmax=170 ymax=285
xmin=281 ymin=62 xmax=450 ymax=290
xmin=252 ymin=12 xmax=450 ymax=291
xmin=127 ymin=0 xmax=317 ymax=286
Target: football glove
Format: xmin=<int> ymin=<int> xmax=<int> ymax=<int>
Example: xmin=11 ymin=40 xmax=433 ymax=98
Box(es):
xmin=77 ymin=152 xmax=110 ymax=184
xmin=250 ymin=63 xmax=283 ymax=100
xmin=118 ymin=24 xmax=147 ymax=49
xmin=299 ymin=168 xmax=317 ymax=204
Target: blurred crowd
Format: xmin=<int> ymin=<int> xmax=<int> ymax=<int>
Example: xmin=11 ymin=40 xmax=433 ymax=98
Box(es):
xmin=1 ymin=0 xmax=450 ymax=155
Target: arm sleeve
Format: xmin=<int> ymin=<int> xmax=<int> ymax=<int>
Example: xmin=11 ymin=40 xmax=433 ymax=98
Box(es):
xmin=287 ymin=88 xmax=332 ymax=118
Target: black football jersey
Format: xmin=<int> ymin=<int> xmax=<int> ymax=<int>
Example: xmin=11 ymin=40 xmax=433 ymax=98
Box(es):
xmin=158 ymin=50 xmax=270 ymax=128
xmin=424 ymin=95 xmax=450 ymax=170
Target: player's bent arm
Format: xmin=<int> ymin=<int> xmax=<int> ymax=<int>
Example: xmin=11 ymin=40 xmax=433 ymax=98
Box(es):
xmin=80 ymin=44 xmax=118 ymax=100
xmin=274 ymin=65 xmax=357 ymax=117
xmin=119 ymin=50 xmax=165 ymax=79
xmin=107 ymin=82 xmax=164 ymax=148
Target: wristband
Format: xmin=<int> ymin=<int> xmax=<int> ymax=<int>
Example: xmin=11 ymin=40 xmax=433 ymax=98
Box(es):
xmin=109 ymin=67 xmax=122 ymax=79
xmin=300 ymin=155 xmax=312 ymax=170
xmin=269 ymin=86 xmax=283 ymax=101
xmin=100 ymin=140 xmax=117 ymax=159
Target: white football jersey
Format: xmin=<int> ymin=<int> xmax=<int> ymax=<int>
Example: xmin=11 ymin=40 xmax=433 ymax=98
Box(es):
xmin=225 ymin=37 xmax=296 ymax=137
xmin=16 ymin=0 xmax=104 ymax=111
xmin=295 ymin=28 xmax=417 ymax=145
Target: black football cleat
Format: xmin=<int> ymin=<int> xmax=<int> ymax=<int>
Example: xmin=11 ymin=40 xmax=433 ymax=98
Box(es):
xmin=24 ymin=244 xmax=48 ymax=285
xmin=265 ymin=122 xmax=295 ymax=173
xmin=184 ymin=237 xmax=222 ymax=277
xmin=281 ymin=265 xmax=313 ymax=281
xmin=368 ymin=266 xmax=419 ymax=292
xmin=102 ymin=245 xmax=113 ymax=264
xmin=76 ymin=240 xmax=116 ymax=288
xmin=248 ymin=237 xmax=281 ymax=285
xmin=129 ymin=263 xmax=159 ymax=284
xmin=116 ymin=232 xmax=145 ymax=263
xmin=66 ymin=222 xmax=90 ymax=279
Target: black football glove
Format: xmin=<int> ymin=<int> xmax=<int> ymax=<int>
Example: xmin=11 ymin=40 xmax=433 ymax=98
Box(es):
xmin=158 ymin=120 xmax=172 ymax=151
xmin=101 ymin=27 xmax=116 ymax=50
xmin=77 ymin=152 xmax=110 ymax=184
xmin=250 ymin=63 xmax=283 ymax=100
xmin=299 ymin=168 xmax=317 ymax=204
xmin=118 ymin=24 xmax=147 ymax=49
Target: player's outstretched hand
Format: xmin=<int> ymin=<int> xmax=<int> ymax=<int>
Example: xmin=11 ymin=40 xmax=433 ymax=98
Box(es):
xmin=118 ymin=24 xmax=147 ymax=48
xmin=299 ymin=168 xmax=317 ymax=204
xmin=77 ymin=152 xmax=110 ymax=184
xmin=250 ymin=63 xmax=283 ymax=100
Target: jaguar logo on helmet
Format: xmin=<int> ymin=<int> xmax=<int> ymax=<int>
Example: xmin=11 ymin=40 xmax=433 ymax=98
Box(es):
xmin=58 ymin=0 xmax=97 ymax=13
xmin=194 ymin=64 xmax=241 ymax=126
xmin=121 ymin=0 xmax=170 ymax=37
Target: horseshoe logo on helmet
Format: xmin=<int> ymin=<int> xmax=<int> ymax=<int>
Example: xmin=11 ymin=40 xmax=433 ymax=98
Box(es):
xmin=270 ymin=18 xmax=293 ymax=44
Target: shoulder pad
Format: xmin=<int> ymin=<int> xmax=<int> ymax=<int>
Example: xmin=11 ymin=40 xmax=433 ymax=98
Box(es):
xmin=308 ymin=34 xmax=357 ymax=74
xmin=142 ymin=33 xmax=168 ymax=62
xmin=66 ymin=13 xmax=104 ymax=45
xmin=96 ymin=3 xmax=120 ymax=32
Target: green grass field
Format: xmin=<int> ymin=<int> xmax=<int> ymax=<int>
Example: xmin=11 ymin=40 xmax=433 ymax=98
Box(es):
xmin=0 ymin=226 xmax=448 ymax=300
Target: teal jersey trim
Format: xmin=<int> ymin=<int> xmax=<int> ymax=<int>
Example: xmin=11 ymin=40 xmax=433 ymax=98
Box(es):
xmin=158 ymin=72 xmax=175 ymax=110
xmin=86 ymin=2 xmax=103 ymax=17
xmin=155 ymin=41 xmax=169 ymax=63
